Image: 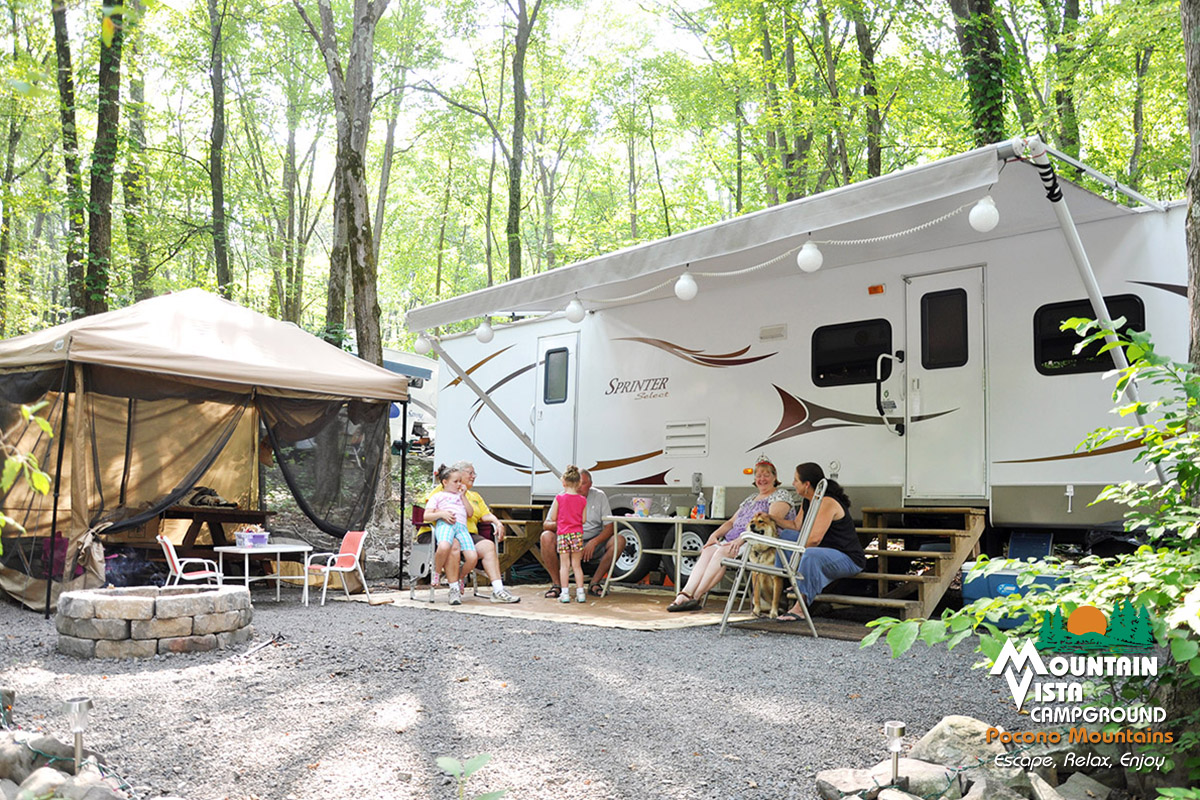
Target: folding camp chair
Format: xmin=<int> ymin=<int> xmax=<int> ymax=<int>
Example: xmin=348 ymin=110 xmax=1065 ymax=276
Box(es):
xmin=302 ymin=529 xmax=372 ymax=606
xmin=407 ymin=505 xmax=484 ymax=601
xmin=157 ymin=534 xmax=223 ymax=586
xmin=717 ymin=479 xmax=826 ymax=638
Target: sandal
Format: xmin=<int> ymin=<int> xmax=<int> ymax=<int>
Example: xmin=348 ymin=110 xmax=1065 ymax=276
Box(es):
xmin=776 ymin=611 xmax=806 ymax=623
xmin=588 ymin=583 xmax=605 ymax=598
xmin=544 ymin=585 xmax=562 ymax=598
xmin=666 ymin=592 xmax=694 ymax=612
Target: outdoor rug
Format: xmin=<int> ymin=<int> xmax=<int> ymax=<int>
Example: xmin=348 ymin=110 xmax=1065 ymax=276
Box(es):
xmin=350 ymin=584 xmax=867 ymax=639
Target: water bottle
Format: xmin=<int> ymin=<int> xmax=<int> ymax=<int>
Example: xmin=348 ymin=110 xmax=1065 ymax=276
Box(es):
xmin=696 ymin=491 xmax=707 ymax=519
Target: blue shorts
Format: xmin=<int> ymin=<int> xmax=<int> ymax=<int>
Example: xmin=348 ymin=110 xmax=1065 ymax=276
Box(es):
xmin=434 ymin=520 xmax=476 ymax=552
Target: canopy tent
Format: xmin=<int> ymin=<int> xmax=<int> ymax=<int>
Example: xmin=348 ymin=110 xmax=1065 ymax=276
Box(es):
xmin=404 ymin=142 xmax=1160 ymax=332
xmin=0 ymin=290 xmax=408 ymax=610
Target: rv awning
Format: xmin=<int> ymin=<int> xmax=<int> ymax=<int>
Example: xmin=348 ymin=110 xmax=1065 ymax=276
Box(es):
xmin=0 ymin=289 xmax=408 ymax=402
xmin=405 ymin=142 xmax=1149 ymax=332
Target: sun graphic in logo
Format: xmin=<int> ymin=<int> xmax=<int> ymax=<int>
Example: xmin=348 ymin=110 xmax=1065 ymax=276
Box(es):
xmin=1066 ymin=605 xmax=1108 ymax=637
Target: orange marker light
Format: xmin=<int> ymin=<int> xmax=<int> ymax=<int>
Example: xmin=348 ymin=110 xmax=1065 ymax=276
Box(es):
xmin=868 ymin=284 xmax=886 ymax=295
xmin=743 ymin=467 xmax=754 ymax=475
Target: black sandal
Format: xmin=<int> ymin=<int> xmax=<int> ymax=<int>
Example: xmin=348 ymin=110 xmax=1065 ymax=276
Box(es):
xmin=544 ymin=585 xmax=562 ymax=598
xmin=588 ymin=583 xmax=606 ymax=597
xmin=666 ymin=592 xmax=694 ymax=612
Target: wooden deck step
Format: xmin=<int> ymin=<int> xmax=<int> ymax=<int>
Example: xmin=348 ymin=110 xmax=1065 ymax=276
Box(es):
xmin=859 ymin=527 xmax=969 ymax=537
xmin=863 ymin=548 xmax=955 ymax=559
xmin=850 ymin=572 xmax=940 ymax=583
xmin=814 ymin=593 xmax=919 ymax=610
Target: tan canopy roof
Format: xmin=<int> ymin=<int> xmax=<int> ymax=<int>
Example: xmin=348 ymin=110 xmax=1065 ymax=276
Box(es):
xmin=0 ymin=289 xmax=407 ymax=401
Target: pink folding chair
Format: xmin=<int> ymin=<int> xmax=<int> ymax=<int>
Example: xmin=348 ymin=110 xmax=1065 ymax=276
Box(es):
xmin=157 ymin=534 xmax=222 ymax=586
xmin=303 ymin=530 xmax=372 ymax=606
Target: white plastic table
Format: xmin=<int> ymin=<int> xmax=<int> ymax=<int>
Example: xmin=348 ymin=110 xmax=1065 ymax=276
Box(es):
xmin=214 ymin=543 xmax=313 ymax=601
xmin=600 ymin=516 xmax=725 ymax=596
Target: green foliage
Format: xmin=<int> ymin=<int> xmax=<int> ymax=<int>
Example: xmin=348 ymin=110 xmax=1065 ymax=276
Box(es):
xmin=863 ymin=322 xmax=1200 ymax=783
xmin=0 ymin=403 xmax=55 ymax=555
xmin=437 ymin=753 xmax=507 ymax=800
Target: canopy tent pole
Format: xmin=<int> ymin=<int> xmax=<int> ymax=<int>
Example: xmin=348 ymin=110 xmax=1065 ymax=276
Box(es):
xmin=426 ymin=337 xmax=562 ymax=479
xmin=1011 ymin=135 xmax=1167 ymax=485
xmin=44 ymin=362 xmax=71 ymax=619
xmin=398 ymin=399 xmax=408 ymax=589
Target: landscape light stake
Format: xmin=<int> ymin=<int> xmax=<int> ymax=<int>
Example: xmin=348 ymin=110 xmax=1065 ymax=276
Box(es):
xmin=62 ymin=696 xmax=93 ymax=773
xmin=884 ymin=720 xmax=905 ymax=784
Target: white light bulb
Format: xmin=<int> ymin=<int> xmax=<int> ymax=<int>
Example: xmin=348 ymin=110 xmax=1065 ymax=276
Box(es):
xmin=796 ymin=241 xmax=824 ymax=273
xmin=414 ymin=334 xmax=432 ymax=355
xmin=474 ymin=320 xmax=494 ymax=344
xmin=674 ymin=272 xmax=698 ymax=301
xmin=565 ymin=298 xmax=586 ymax=323
xmin=969 ymin=196 xmax=1000 ymax=233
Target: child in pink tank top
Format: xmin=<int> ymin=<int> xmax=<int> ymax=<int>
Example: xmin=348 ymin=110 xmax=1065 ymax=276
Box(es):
xmin=554 ymin=465 xmax=588 ymax=603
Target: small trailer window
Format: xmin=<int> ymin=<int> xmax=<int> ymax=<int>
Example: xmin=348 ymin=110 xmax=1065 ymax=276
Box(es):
xmin=921 ymin=289 xmax=969 ymax=369
xmin=812 ymin=319 xmax=893 ymax=387
xmin=544 ymin=348 xmax=569 ymax=403
xmin=1033 ymin=294 xmax=1145 ymax=375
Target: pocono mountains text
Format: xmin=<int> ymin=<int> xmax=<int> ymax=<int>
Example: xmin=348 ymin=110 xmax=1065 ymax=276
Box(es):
xmin=605 ymin=376 xmax=669 ymax=400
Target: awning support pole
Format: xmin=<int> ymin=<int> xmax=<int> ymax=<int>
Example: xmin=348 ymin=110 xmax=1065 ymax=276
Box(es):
xmin=398 ymin=400 xmax=408 ymax=590
xmin=1014 ymin=136 xmax=1167 ymax=485
xmin=44 ymin=362 xmax=71 ymax=619
xmin=426 ymin=338 xmax=562 ymax=479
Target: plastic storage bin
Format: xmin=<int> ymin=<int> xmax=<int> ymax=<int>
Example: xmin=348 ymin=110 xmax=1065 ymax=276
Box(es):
xmin=235 ymin=530 xmax=269 ymax=548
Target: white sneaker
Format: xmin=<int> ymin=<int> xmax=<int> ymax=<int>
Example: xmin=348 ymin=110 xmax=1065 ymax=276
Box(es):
xmin=559 ymin=589 xmax=571 ymax=604
xmin=576 ymin=587 xmax=586 ymax=603
xmin=490 ymin=587 xmax=521 ymax=604
xmin=448 ymin=584 xmax=462 ymax=605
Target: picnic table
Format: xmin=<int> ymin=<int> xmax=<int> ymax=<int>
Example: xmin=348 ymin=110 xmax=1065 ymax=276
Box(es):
xmin=488 ymin=503 xmax=549 ymax=574
xmin=163 ymin=505 xmax=276 ymax=554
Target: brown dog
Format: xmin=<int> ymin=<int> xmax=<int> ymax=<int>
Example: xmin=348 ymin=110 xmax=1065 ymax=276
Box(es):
xmin=747 ymin=512 xmax=785 ymax=619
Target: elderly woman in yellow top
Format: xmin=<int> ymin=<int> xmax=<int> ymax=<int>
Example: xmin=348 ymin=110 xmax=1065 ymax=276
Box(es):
xmin=423 ymin=460 xmax=521 ymax=603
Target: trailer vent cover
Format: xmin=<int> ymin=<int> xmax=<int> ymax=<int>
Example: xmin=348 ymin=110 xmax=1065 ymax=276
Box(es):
xmin=759 ymin=324 xmax=787 ymax=342
xmin=664 ymin=419 xmax=709 ymax=457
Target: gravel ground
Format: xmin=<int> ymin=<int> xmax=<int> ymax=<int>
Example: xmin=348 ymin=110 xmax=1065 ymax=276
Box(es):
xmin=0 ymin=589 xmax=1025 ymax=800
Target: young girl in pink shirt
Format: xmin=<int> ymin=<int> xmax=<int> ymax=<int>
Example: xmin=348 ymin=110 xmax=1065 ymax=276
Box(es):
xmin=555 ymin=465 xmax=588 ymax=603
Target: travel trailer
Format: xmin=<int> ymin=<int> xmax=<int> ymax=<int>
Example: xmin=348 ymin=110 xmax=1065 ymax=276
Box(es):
xmin=381 ymin=348 xmax=438 ymax=447
xmin=404 ymin=139 xmax=1186 ymax=597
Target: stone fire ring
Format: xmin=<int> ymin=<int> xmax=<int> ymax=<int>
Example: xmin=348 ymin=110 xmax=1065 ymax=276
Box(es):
xmin=56 ymin=586 xmax=254 ymax=659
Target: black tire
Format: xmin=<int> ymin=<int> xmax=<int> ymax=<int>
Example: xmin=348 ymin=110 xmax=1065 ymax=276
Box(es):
xmin=610 ymin=514 xmax=662 ymax=583
xmin=660 ymin=526 xmax=708 ymax=587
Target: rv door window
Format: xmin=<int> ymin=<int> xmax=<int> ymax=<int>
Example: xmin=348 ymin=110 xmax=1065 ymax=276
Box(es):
xmin=1033 ymin=294 xmax=1145 ymax=376
xmin=544 ymin=347 xmax=569 ymax=403
xmin=812 ymin=319 xmax=893 ymax=387
xmin=921 ymin=288 xmax=969 ymax=369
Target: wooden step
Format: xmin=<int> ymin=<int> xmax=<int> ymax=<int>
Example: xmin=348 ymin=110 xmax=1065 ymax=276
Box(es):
xmin=813 ymin=593 xmax=919 ymax=610
xmin=849 ymin=572 xmax=940 ymax=583
xmin=863 ymin=548 xmax=954 ymax=559
xmin=859 ymin=527 xmax=969 ymax=537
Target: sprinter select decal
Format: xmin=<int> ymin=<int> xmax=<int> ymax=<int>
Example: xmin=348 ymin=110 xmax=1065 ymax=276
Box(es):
xmin=750 ymin=385 xmax=955 ymax=450
xmin=616 ymin=337 xmax=777 ymax=367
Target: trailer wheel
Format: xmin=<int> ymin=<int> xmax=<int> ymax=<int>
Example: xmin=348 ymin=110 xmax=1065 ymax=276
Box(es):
xmin=610 ymin=515 xmax=661 ymax=583
xmin=660 ymin=526 xmax=707 ymax=587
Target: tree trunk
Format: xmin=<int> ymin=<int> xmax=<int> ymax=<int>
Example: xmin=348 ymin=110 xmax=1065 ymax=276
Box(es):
xmin=435 ymin=152 xmax=451 ymax=299
xmin=0 ymin=6 xmax=19 ymax=332
xmin=627 ymin=130 xmax=638 ymax=238
xmin=123 ymin=0 xmax=151 ymax=302
xmin=815 ymin=0 xmax=851 ymax=185
xmin=852 ymin=2 xmax=882 ymax=179
xmin=373 ymin=89 xmax=404 ymax=267
xmin=1128 ymin=46 xmax=1153 ymax=191
xmin=949 ymin=0 xmax=1006 ymax=147
xmin=208 ymin=0 xmax=231 ymax=298
xmin=1053 ymin=0 xmax=1081 ymax=158
xmin=284 ymin=120 xmax=298 ymax=320
xmin=647 ymin=105 xmax=670 ymax=237
xmin=1183 ymin=0 xmax=1200 ymax=366
xmin=85 ymin=0 xmax=125 ymax=316
xmin=506 ymin=0 xmax=544 ymax=282
xmin=485 ymin=139 xmax=496 ymax=286
xmin=760 ymin=8 xmax=781 ymax=207
xmin=52 ymin=0 xmax=85 ymax=318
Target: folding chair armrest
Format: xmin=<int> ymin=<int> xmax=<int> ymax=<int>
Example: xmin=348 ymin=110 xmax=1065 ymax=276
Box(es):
xmin=178 ymin=557 xmax=220 ymax=572
xmin=739 ymin=533 xmax=806 ymax=552
xmin=304 ymin=551 xmax=338 ymax=569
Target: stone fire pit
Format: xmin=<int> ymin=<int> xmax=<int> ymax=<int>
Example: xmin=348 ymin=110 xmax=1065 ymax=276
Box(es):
xmin=56 ymin=585 xmax=254 ymax=659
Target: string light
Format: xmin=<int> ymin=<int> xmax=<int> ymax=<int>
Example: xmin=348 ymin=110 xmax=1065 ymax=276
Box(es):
xmin=565 ymin=297 xmax=586 ymax=323
xmin=674 ymin=272 xmax=698 ymax=301
xmin=414 ymin=334 xmax=432 ymax=355
xmin=969 ymin=196 xmax=1000 ymax=232
xmin=474 ymin=319 xmax=494 ymax=343
xmin=795 ymin=241 xmax=824 ymax=273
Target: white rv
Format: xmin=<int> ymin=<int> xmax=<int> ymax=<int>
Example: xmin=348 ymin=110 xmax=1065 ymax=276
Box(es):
xmin=381 ymin=349 xmax=438 ymax=447
xmin=405 ymin=139 xmax=1186 ymax=587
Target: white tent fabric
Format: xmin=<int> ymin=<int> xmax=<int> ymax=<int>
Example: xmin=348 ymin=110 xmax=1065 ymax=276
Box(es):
xmin=0 ymin=289 xmax=407 ymax=401
xmin=404 ymin=143 xmax=1148 ymax=332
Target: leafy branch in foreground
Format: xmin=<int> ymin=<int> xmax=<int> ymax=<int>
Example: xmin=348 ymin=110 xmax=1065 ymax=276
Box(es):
xmin=862 ymin=321 xmax=1200 ymax=785
xmin=0 ymin=402 xmax=55 ymax=556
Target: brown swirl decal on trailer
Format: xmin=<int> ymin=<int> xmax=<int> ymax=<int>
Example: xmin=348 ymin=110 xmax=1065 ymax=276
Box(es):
xmin=616 ymin=337 xmax=777 ymax=367
xmin=995 ymin=439 xmax=1144 ymax=463
xmin=750 ymin=385 xmax=955 ymax=450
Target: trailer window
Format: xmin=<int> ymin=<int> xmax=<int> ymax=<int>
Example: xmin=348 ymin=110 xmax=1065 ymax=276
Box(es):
xmin=812 ymin=319 xmax=892 ymax=387
xmin=921 ymin=289 xmax=969 ymax=369
xmin=1034 ymin=294 xmax=1145 ymax=376
xmin=544 ymin=348 xmax=569 ymax=403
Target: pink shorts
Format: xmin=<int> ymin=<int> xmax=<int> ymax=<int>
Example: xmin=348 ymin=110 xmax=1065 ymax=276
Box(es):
xmin=557 ymin=530 xmax=583 ymax=553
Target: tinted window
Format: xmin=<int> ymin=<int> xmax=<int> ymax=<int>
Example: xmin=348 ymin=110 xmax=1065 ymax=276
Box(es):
xmin=812 ymin=319 xmax=893 ymax=387
xmin=544 ymin=348 xmax=569 ymax=403
xmin=1034 ymin=294 xmax=1145 ymax=375
xmin=922 ymin=289 xmax=968 ymax=369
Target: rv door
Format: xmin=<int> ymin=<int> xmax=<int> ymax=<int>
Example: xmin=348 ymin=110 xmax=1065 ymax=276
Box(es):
xmin=904 ymin=267 xmax=987 ymax=499
xmin=532 ymin=332 xmax=579 ymax=495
